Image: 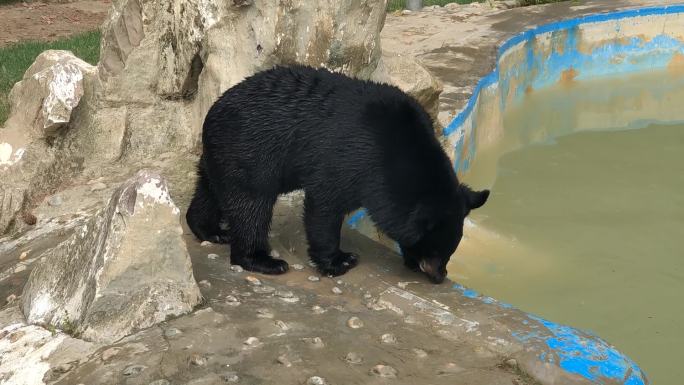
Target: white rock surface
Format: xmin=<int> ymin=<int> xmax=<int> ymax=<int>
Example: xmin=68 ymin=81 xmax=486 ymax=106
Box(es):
xmin=21 ymin=170 xmax=202 ymax=343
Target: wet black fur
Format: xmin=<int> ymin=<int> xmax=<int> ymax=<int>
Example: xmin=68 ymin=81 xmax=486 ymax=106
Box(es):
xmin=186 ymin=65 xmax=489 ymax=283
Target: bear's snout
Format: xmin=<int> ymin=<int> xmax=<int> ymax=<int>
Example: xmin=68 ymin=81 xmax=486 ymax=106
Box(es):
xmin=419 ymin=260 xmax=447 ymax=284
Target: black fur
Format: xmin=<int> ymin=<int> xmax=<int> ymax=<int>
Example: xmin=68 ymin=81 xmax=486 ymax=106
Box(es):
xmin=186 ymin=65 xmax=489 ymax=282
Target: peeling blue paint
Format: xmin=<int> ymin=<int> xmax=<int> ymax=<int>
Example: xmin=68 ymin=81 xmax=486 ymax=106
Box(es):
xmin=453 ymin=283 xmax=648 ymax=384
xmin=443 ymin=4 xmax=684 ymax=137
xmin=526 ymin=315 xmax=648 ymax=385
xmin=346 ymin=209 xmax=367 ymax=229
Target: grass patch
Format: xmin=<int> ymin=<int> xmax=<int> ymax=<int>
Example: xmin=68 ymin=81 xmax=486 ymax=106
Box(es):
xmin=0 ymin=30 xmax=101 ymax=125
xmin=387 ymin=0 xmax=567 ymax=11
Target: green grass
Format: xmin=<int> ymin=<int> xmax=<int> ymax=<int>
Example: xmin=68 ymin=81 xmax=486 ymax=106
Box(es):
xmin=387 ymin=0 xmax=567 ymax=11
xmin=0 ymin=31 xmax=101 ymax=125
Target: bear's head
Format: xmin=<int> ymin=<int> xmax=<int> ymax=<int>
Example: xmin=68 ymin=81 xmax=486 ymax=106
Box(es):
xmin=401 ymin=185 xmax=489 ymax=284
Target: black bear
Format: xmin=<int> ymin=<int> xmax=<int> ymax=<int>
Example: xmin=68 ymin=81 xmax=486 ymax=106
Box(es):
xmin=186 ymin=65 xmax=489 ymax=284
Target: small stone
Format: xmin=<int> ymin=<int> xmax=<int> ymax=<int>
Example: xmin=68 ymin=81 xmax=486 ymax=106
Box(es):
xmin=5 ymin=294 xmax=17 ymax=305
xmin=363 ymin=292 xmax=372 ymax=299
xmin=292 ymin=264 xmax=304 ymax=270
xmin=344 ymin=352 xmax=363 ymax=364
xmin=53 ymin=363 xmax=72 ymax=373
xmin=401 ymin=9 xmax=412 ymax=15
xmin=220 ymin=372 xmax=240 ymax=383
xmin=437 ymin=362 xmax=464 ymax=375
xmin=303 ymin=337 xmax=324 ymax=348
xmin=207 ymin=253 xmax=219 ymax=260
xmin=19 ymin=250 xmax=29 ymax=260
xmin=101 ymin=347 xmax=121 ymax=360
xmin=123 ymin=365 xmax=147 ymax=376
xmin=271 ymin=249 xmax=280 ymax=258
xmin=90 ymin=182 xmax=107 ymax=192
xmin=253 ymin=285 xmax=275 ymax=294
xmin=380 ymin=333 xmax=397 ymax=344
xmin=164 ymin=328 xmax=182 ymax=338
xmin=230 ymin=265 xmax=244 ymax=273
xmin=200 ymin=241 xmax=212 ymax=247
xmin=275 ymin=320 xmax=289 ymax=330
xmin=224 ymin=295 xmax=241 ymax=307
xmin=198 ymin=280 xmax=211 ymax=288
xmin=277 ymin=354 xmax=292 ymax=367
xmin=311 ymin=305 xmax=326 ymax=314
xmin=276 ymin=290 xmax=294 ymax=298
xmin=13 ymin=265 xmax=26 ymax=273
xmin=280 ymin=296 xmax=300 ymax=303
xmin=307 ymin=275 xmax=320 ymax=282
xmin=245 ymin=276 xmax=261 ymax=285
xmin=331 ymin=287 xmax=342 ymax=295
xmin=370 ymin=364 xmax=397 ymax=378
xmin=505 ymin=358 xmax=518 ymax=368
xmin=336 ymin=280 xmax=343 ymax=285
xmin=190 ymin=353 xmax=207 ymax=366
xmin=149 ymin=380 xmax=170 ymax=385
xmin=48 ymin=195 xmax=63 ymax=207
xmin=306 ymin=376 xmax=327 ymax=385
xmin=347 ymin=317 xmax=364 ymax=329
xmin=256 ymin=308 xmax=274 ymax=319
xmin=8 ymin=331 xmax=25 ymax=343
xmin=412 ymin=348 xmax=428 ymax=358
xmin=243 ymin=337 xmax=260 ymax=347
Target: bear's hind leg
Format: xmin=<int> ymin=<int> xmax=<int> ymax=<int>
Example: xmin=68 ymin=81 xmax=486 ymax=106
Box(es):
xmin=225 ymin=192 xmax=289 ymax=275
xmin=186 ymin=178 xmax=229 ymax=244
xmin=304 ymin=195 xmax=359 ymax=277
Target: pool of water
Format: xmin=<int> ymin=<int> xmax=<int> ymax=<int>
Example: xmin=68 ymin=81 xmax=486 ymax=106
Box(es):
xmin=451 ymin=70 xmax=684 ymax=385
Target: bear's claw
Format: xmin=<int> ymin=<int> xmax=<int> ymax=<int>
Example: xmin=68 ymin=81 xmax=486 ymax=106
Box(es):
xmin=231 ymin=253 xmax=289 ymax=275
xmin=314 ymin=251 xmax=359 ymax=277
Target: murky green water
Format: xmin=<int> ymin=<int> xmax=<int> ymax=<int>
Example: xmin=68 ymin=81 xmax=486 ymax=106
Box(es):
xmin=451 ymin=71 xmax=684 ymax=385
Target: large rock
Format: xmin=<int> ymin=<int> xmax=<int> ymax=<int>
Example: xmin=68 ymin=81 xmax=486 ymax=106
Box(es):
xmin=0 ymin=50 xmax=94 ymax=234
xmin=21 ymin=170 xmax=202 ymax=343
xmin=1 ymin=1 xmax=389 ymax=235
xmin=3 ymin=50 xmax=94 ymax=141
xmin=73 ymin=0 xmax=388 ymax=162
xmin=372 ymin=51 xmax=443 ymax=126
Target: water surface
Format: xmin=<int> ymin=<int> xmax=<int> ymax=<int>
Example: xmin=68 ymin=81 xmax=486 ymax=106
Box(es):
xmin=451 ymin=71 xmax=684 ymax=385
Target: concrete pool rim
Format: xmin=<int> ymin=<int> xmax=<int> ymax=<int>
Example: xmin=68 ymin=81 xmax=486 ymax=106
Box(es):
xmin=350 ymin=4 xmax=684 ymax=385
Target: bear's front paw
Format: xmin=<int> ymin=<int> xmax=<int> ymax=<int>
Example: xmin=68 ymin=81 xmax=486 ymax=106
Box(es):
xmin=232 ymin=253 xmax=289 ymax=275
xmin=314 ymin=251 xmax=359 ymax=277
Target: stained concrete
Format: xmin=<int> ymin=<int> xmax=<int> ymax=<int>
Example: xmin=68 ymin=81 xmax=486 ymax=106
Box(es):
xmin=380 ymin=0 xmax=674 ymax=127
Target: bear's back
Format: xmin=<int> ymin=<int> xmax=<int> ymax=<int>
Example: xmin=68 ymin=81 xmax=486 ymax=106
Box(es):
xmin=201 ymin=65 xmax=455 ymax=202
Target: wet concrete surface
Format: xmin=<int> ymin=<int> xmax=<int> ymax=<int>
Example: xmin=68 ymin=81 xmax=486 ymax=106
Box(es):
xmin=0 ymin=156 xmax=541 ymax=385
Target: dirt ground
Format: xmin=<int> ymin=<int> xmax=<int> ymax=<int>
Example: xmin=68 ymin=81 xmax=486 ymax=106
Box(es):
xmin=0 ymin=0 xmax=110 ymax=47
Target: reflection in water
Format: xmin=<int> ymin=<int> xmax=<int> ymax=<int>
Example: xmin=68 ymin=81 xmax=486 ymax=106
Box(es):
xmin=451 ymin=71 xmax=684 ymax=385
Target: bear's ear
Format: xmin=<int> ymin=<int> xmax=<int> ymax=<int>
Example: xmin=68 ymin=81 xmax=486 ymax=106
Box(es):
xmin=460 ymin=185 xmax=490 ymax=210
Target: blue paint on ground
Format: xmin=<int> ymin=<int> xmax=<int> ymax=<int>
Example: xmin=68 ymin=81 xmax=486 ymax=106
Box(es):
xmin=453 ymin=284 xmax=649 ymax=384
xmin=346 ymin=209 xmax=367 ymax=229
xmin=523 ymin=315 xmax=648 ymax=385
